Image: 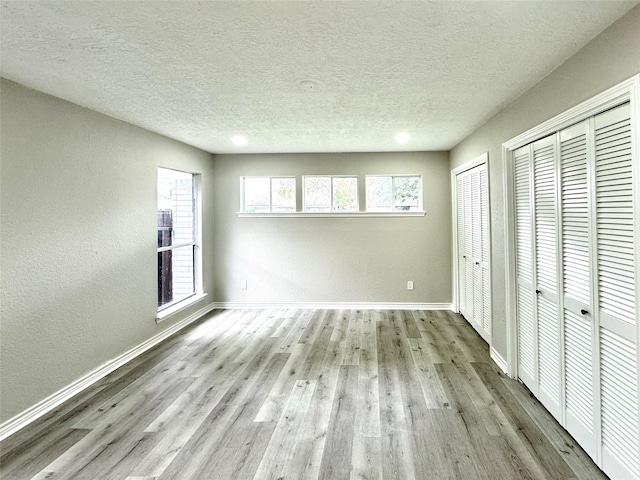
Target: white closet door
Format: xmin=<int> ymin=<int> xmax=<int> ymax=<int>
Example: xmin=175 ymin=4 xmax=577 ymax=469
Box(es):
xmin=533 ymin=135 xmax=562 ymax=420
xmin=513 ymin=99 xmax=639 ymax=480
xmin=456 ymin=163 xmax=491 ymax=342
xmin=480 ymin=166 xmax=491 ymax=335
xmin=560 ymin=120 xmax=597 ymax=457
xmin=471 ymin=168 xmax=484 ymax=334
xmin=514 ymin=145 xmax=536 ymax=389
xmin=457 ymin=174 xmax=467 ymax=317
xmin=594 ymin=103 xmax=639 ymax=480
xmin=462 ymin=172 xmax=474 ymax=321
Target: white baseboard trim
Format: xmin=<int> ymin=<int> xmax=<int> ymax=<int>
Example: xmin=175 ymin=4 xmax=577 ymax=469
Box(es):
xmin=0 ymin=302 xmax=216 ymax=442
xmin=212 ymin=302 xmax=453 ymax=311
xmin=490 ymin=346 xmax=509 ymax=375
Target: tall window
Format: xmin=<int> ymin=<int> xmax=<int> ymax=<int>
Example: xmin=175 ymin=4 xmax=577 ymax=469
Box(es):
xmin=242 ymin=176 xmax=295 ymax=213
xmin=366 ymin=175 xmax=421 ymax=211
xmin=157 ymin=167 xmax=197 ymax=309
xmin=303 ymin=176 xmax=358 ymax=212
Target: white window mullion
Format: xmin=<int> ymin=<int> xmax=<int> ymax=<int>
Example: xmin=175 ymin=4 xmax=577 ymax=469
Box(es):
xmin=330 ymin=177 xmax=335 ymax=211
xmin=157 ymin=242 xmax=195 ymax=253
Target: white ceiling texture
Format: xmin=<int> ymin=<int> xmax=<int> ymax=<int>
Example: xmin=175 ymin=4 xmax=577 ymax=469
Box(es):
xmin=1 ymin=1 xmax=637 ymax=154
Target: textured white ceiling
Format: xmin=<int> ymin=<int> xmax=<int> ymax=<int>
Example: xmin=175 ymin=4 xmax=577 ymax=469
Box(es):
xmin=1 ymin=1 xmax=637 ymax=153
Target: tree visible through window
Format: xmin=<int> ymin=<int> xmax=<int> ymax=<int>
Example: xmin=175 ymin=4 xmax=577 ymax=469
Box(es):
xmin=157 ymin=167 xmax=196 ymax=309
xmin=366 ymin=175 xmax=421 ymax=211
xmin=242 ymin=177 xmax=295 ymax=213
xmin=304 ymin=176 xmax=358 ymax=212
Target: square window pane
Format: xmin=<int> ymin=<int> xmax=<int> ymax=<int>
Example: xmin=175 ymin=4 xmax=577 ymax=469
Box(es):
xmin=157 ymin=168 xmax=194 ymax=247
xmin=243 ymin=177 xmax=270 ymax=213
xmin=394 ymin=176 xmax=420 ymax=211
xmin=271 ymin=177 xmax=296 ymax=212
xmin=366 ymin=176 xmax=393 ymax=212
xmin=158 ymin=245 xmax=195 ymax=308
xmin=304 ymin=177 xmax=331 ymax=212
xmin=333 ymin=177 xmax=358 ymax=211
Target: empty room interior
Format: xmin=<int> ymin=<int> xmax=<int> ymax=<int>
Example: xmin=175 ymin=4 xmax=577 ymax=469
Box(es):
xmin=1 ymin=1 xmax=640 ymax=479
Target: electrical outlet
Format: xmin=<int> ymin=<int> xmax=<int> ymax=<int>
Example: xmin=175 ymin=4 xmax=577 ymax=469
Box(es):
xmin=407 ymin=281 xmax=414 ymax=290
xmin=240 ymin=280 xmax=247 ymax=290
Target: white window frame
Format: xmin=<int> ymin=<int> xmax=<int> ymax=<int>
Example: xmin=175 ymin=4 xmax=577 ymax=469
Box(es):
xmin=365 ymin=174 xmax=423 ymax=212
xmin=237 ymin=174 xmax=426 ymax=217
xmin=240 ymin=176 xmax=296 ymax=213
xmin=302 ymin=175 xmax=359 ymax=213
xmin=156 ymin=167 xmax=204 ymax=321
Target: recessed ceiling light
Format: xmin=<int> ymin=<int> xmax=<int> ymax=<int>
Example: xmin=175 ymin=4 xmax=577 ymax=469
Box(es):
xmin=232 ymin=135 xmax=248 ymax=146
xmin=395 ymin=132 xmax=410 ymax=144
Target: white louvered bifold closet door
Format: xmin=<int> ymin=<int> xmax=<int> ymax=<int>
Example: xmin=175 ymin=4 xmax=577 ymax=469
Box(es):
xmin=594 ymin=103 xmax=639 ymax=480
xmin=456 ymin=163 xmax=491 ymax=342
xmin=533 ymin=136 xmax=562 ymax=420
xmin=461 ymin=172 xmax=474 ymax=321
xmin=457 ymin=174 xmax=467 ymax=317
xmin=480 ymin=167 xmax=491 ymax=335
xmin=560 ymin=120 xmax=597 ymax=457
xmin=514 ymin=100 xmax=639 ymax=480
xmin=472 ymin=170 xmax=484 ymax=334
xmin=514 ymin=145 xmax=536 ymax=389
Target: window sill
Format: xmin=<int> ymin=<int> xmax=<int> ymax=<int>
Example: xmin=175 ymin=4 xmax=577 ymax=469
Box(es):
xmin=237 ymin=211 xmax=426 ymax=218
xmin=156 ymin=293 xmax=208 ymax=324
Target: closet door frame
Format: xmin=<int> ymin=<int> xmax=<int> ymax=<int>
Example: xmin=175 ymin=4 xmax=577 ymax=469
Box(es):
xmin=451 ymin=152 xmax=492 ymax=344
xmin=504 ymin=74 xmax=640 ymax=480
xmin=502 ymin=74 xmax=639 ymax=381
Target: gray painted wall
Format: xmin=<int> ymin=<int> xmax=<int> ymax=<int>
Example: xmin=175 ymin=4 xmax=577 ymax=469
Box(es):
xmin=0 ymin=79 xmax=216 ymax=423
xmin=450 ymin=5 xmax=640 ymax=359
xmin=213 ymin=152 xmax=451 ymax=305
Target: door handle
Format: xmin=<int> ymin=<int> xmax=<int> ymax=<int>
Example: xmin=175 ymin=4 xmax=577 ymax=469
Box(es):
xmin=475 ymin=261 xmax=479 ymax=265
xmin=581 ymin=309 xmax=589 ymax=315
xmin=535 ymin=289 xmax=541 ymax=295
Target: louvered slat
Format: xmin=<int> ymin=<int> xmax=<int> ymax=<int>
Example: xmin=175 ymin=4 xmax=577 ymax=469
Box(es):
xmin=534 ymin=143 xmax=558 ymax=294
xmin=518 ymin=284 xmax=535 ymax=379
xmin=472 ymin=171 xmax=481 ymax=260
xmin=595 ymin=106 xmax=635 ymax=326
xmin=515 ymin=145 xmax=535 ymax=384
xmin=538 ymin=296 xmax=560 ymax=404
xmin=480 ymin=167 xmax=491 ymax=335
xmin=457 ymin=175 xmax=466 ymax=314
xmin=457 ymin=175 xmax=464 ymax=252
xmin=564 ymin=309 xmax=594 ymax=431
xmin=515 ymin=148 xmax=532 ymax=282
xmin=561 ymin=128 xmax=590 ymax=305
xmin=600 ymin=329 xmax=639 ymax=478
xmin=472 ymin=170 xmax=483 ymax=328
xmin=481 ymin=168 xmax=489 ymax=264
xmin=463 ymin=173 xmax=474 ymax=318
xmin=483 ymin=267 xmax=491 ymax=332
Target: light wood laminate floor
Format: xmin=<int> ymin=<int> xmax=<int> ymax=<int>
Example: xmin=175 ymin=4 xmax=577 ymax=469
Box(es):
xmin=0 ymin=309 xmax=607 ymax=480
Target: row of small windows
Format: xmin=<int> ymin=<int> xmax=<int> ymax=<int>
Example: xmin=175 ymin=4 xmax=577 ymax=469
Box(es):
xmin=241 ymin=175 xmax=422 ymax=213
